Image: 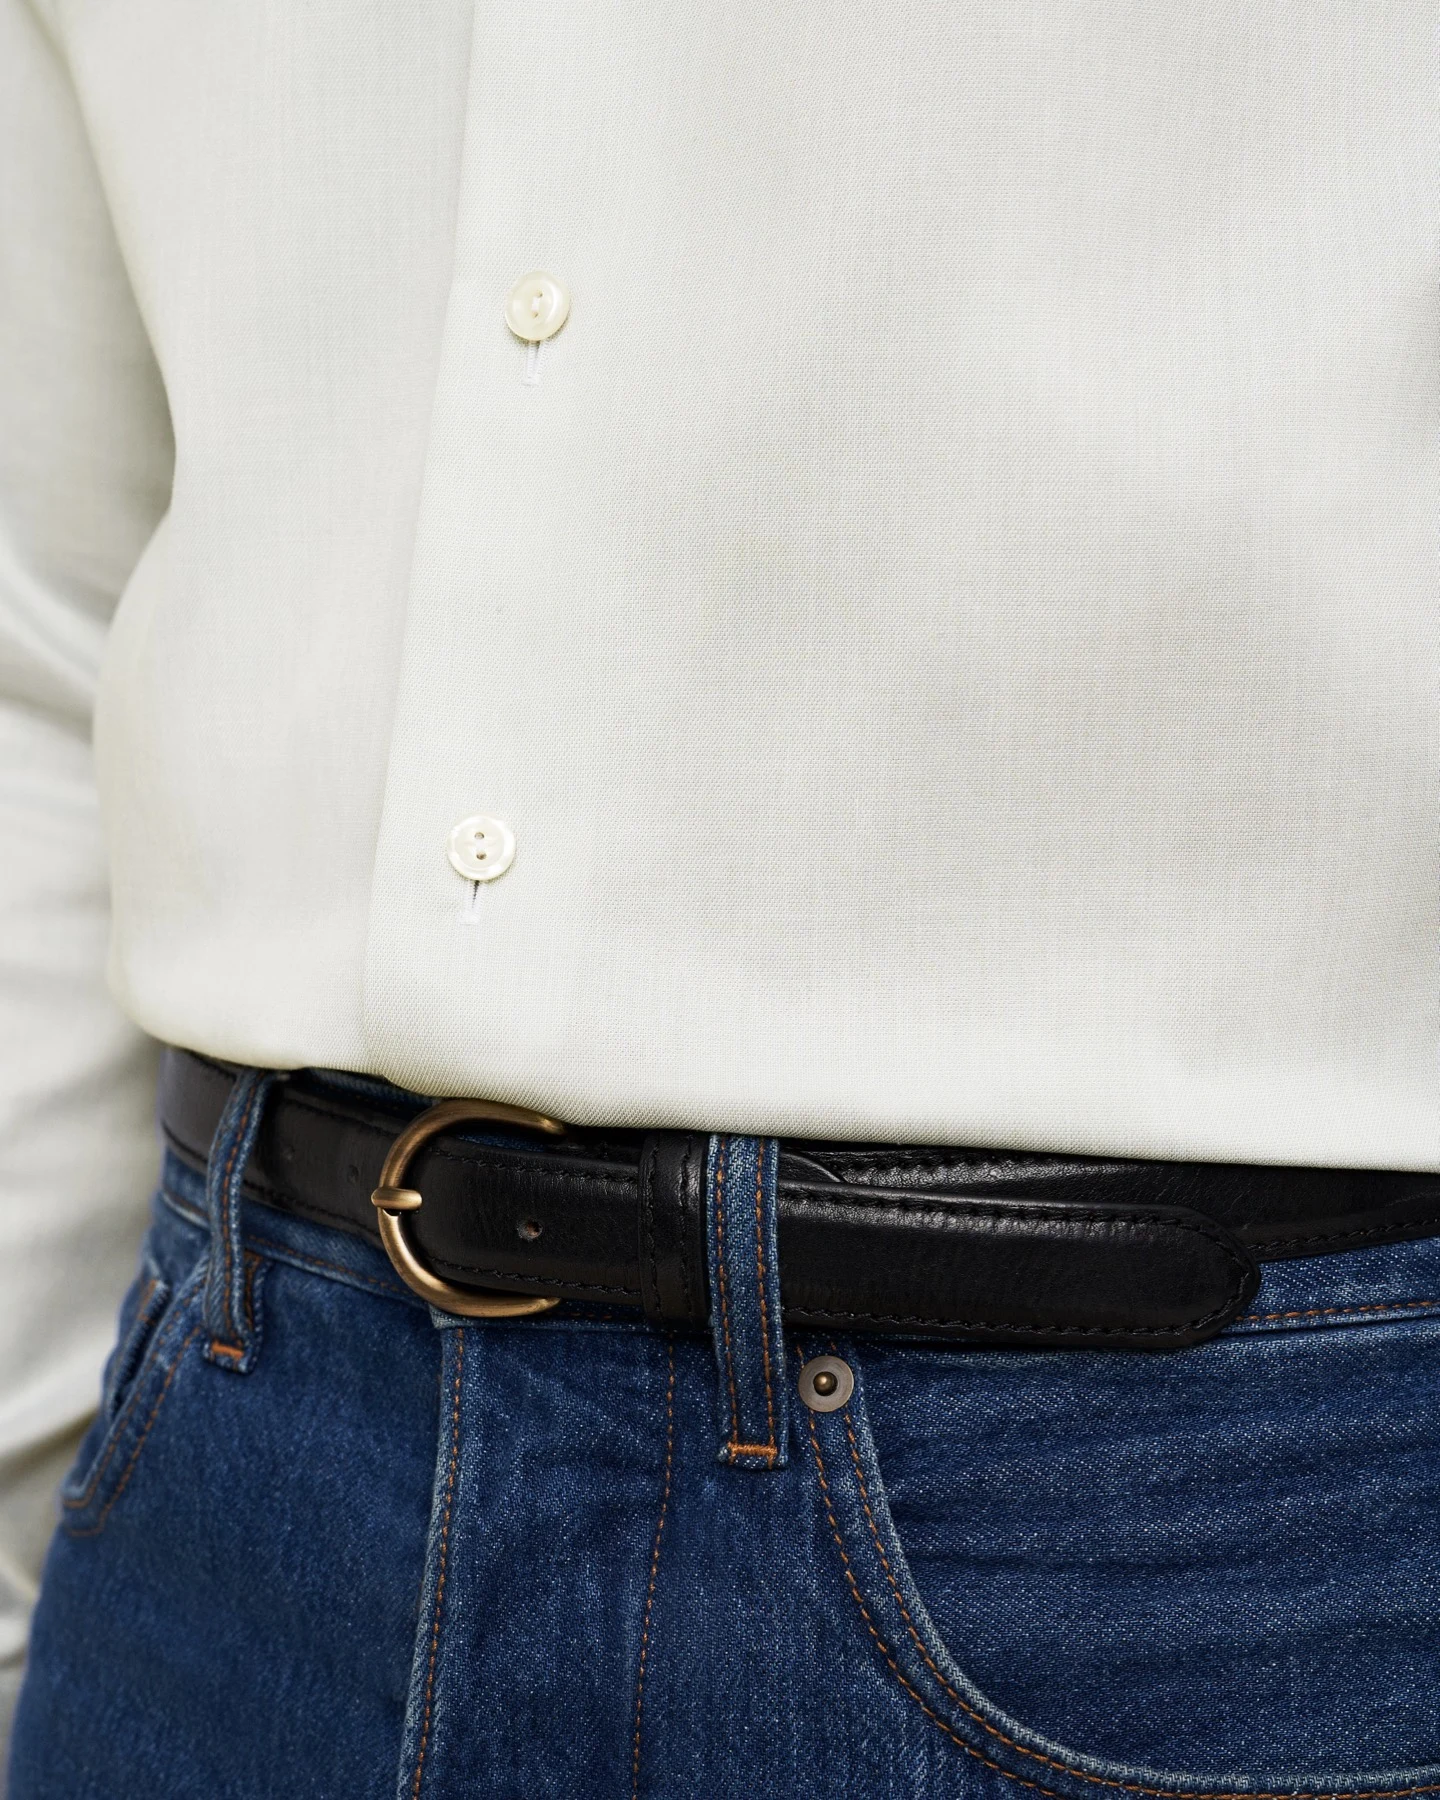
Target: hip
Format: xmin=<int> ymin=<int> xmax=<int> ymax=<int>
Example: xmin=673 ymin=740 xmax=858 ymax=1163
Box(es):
xmin=12 ymin=1142 xmax=1440 ymax=1797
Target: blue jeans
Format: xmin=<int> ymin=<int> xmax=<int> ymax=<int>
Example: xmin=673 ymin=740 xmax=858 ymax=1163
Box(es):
xmin=11 ymin=1095 xmax=1440 ymax=1795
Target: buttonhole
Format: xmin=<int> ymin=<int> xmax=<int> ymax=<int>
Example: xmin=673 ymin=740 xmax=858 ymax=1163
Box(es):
xmin=517 ymin=1218 xmax=543 ymax=1242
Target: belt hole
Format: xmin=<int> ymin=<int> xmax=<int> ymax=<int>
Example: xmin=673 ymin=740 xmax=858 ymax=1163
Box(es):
xmin=517 ymin=1218 xmax=543 ymax=1242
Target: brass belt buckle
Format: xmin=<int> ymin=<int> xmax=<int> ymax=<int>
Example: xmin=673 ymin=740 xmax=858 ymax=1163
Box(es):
xmin=371 ymin=1098 xmax=566 ymax=1318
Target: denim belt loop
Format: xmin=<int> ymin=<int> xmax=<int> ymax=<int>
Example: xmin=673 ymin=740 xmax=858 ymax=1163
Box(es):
xmin=202 ymin=1066 xmax=282 ymax=1373
xmin=704 ymin=1134 xmax=789 ymax=1470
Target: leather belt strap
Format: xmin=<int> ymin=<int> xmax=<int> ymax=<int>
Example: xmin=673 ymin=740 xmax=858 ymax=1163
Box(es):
xmin=158 ymin=1049 xmax=1440 ymax=1351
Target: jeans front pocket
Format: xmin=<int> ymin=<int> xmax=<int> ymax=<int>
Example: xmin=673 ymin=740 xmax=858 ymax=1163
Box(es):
xmin=801 ymin=1244 xmax=1440 ymax=1796
xmin=60 ymin=1254 xmax=209 ymax=1540
xmin=97 ymin=1258 xmax=173 ymax=1425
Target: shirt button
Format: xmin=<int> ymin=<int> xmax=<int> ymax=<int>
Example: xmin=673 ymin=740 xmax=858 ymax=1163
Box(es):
xmin=504 ymin=271 xmax=571 ymax=342
xmin=447 ymin=815 xmax=516 ymax=882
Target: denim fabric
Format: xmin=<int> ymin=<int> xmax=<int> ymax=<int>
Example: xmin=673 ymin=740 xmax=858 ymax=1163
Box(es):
xmin=705 ymin=1134 xmax=788 ymax=1469
xmin=200 ymin=1067 xmax=282 ymax=1374
xmin=11 ymin=1127 xmax=1440 ymax=1796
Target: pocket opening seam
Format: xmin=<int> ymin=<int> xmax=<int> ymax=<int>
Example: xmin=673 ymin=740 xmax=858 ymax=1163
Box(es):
xmin=62 ymin=1321 xmax=205 ymax=1540
xmin=804 ymin=1355 xmax=1440 ymax=1800
xmin=102 ymin=1274 xmax=169 ymax=1422
xmin=61 ymin=1265 xmax=207 ymax=1514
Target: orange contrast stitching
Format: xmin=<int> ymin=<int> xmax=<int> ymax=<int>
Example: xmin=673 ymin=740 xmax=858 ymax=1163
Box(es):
xmin=631 ymin=1342 xmax=676 ymax=1800
xmin=752 ymin=1140 xmax=777 ymax=1454
xmin=63 ymin=1284 xmax=205 ymax=1511
xmin=1240 ymin=1298 xmax=1440 ymax=1325
xmin=806 ymin=1376 xmax=1440 ymax=1800
xmin=410 ymin=1329 xmax=464 ymax=1800
xmin=713 ymin=1139 xmax=740 ymax=1442
xmin=66 ymin=1325 xmax=205 ymax=1538
xmin=805 ymin=1399 xmax=1065 ymax=1798
xmin=725 ymin=1442 xmax=780 ymax=1460
xmin=209 ymin=1251 xmax=263 ymax=1363
xmin=116 ymin=1276 xmax=160 ymax=1372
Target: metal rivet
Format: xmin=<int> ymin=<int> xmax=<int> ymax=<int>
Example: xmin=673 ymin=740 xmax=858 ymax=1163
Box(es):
xmin=798 ymin=1355 xmax=854 ymax=1413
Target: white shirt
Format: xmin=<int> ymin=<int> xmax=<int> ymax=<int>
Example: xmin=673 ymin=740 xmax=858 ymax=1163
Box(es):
xmin=1 ymin=0 xmax=1436 ymax=1729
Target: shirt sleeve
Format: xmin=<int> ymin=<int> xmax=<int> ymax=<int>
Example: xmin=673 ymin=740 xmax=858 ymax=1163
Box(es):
xmin=0 ymin=0 xmax=175 ymax=1738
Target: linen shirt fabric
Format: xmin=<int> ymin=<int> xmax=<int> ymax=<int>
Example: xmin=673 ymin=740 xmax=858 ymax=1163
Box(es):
xmin=0 ymin=0 xmax=1436 ymax=1747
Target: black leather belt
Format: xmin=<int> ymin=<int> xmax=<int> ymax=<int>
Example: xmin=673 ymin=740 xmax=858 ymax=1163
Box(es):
xmin=159 ymin=1047 xmax=1440 ymax=1351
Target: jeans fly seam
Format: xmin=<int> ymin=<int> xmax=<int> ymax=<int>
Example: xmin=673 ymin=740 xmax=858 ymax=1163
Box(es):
xmin=631 ymin=1341 xmax=676 ymax=1800
xmin=410 ymin=1329 xmax=464 ymax=1800
xmin=64 ymin=1324 xmax=205 ymax=1538
xmin=806 ymin=1353 xmax=1440 ymax=1800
